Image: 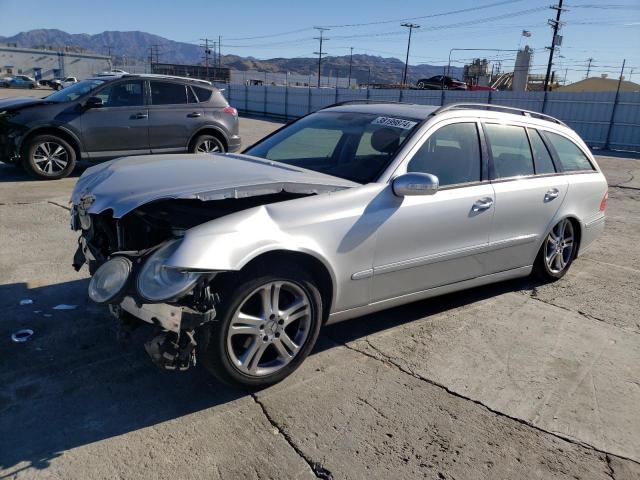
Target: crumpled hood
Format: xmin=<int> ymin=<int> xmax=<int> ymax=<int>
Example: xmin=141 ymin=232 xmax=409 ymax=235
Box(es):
xmin=0 ymin=97 xmax=47 ymax=111
xmin=71 ymin=153 xmax=359 ymax=218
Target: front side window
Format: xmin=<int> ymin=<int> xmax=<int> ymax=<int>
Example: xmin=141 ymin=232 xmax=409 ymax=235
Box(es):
xmin=245 ymin=111 xmax=419 ymax=183
xmin=485 ymin=124 xmax=534 ymax=179
xmin=94 ymin=80 xmax=144 ymax=107
xmin=528 ymin=128 xmax=556 ymax=174
xmin=150 ymin=81 xmax=187 ymax=105
xmin=544 ymin=132 xmax=594 ymax=171
xmin=407 ymin=122 xmax=481 ymax=186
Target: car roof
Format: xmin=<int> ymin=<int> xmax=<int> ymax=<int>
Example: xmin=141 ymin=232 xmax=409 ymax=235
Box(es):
xmin=86 ymin=74 xmax=214 ymax=87
xmin=322 ymin=103 xmax=439 ymax=120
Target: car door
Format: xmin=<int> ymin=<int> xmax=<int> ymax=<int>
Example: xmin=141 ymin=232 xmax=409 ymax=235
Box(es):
xmin=80 ymin=79 xmax=149 ymax=158
xmin=482 ymin=122 xmax=568 ymax=273
xmin=147 ymin=80 xmax=204 ymax=153
xmin=370 ymin=120 xmax=495 ymax=303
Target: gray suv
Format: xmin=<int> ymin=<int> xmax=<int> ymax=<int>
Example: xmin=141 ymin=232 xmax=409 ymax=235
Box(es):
xmin=0 ymin=74 xmax=241 ymax=179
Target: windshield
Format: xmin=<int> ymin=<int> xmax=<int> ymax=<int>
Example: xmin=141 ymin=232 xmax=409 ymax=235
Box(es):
xmin=44 ymin=79 xmax=106 ymax=103
xmin=245 ymin=111 xmax=420 ymax=183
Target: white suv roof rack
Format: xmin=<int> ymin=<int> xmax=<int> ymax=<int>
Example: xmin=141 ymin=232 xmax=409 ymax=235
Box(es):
xmin=122 ymin=74 xmax=212 ymax=86
xmin=435 ymin=102 xmax=567 ymax=127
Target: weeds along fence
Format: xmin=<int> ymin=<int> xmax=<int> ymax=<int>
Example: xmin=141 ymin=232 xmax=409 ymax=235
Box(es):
xmin=214 ymin=83 xmax=640 ymax=152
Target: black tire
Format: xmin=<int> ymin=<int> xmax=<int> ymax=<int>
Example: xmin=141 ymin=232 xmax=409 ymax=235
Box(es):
xmin=190 ymin=134 xmax=226 ymax=154
xmin=197 ymin=262 xmax=323 ymax=388
xmin=532 ymin=218 xmax=577 ymax=282
xmin=29 ymin=84 xmax=35 ymax=89
xmin=22 ymin=134 xmax=77 ymax=180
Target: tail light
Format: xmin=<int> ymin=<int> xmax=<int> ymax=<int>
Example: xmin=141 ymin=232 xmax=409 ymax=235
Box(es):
xmin=223 ymin=106 xmax=237 ymax=116
xmin=599 ymin=191 xmax=608 ymax=211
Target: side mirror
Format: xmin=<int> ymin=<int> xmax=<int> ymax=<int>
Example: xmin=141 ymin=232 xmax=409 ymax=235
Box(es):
xmin=85 ymin=96 xmax=104 ymax=108
xmin=392 ymin=172 xmax=439 ymax=197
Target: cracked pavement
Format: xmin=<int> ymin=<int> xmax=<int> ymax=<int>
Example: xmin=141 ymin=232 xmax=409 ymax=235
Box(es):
xmin=1 ymin=117 xmax=639 ymax=480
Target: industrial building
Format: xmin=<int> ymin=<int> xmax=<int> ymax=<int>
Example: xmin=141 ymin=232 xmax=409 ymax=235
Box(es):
xmin=0 ymin=44 xmax=111 ymax=80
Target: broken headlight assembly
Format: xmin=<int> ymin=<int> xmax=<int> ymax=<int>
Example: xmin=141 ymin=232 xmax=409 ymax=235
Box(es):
xmin=88 ymin=256 xmax=132 ymax=304
xmin=136 ymin=239 xmax=201 ymax=302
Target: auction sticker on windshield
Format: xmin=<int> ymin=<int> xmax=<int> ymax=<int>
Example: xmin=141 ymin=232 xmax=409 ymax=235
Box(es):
xmin=372 ymin=116 xmax=418 ymax=130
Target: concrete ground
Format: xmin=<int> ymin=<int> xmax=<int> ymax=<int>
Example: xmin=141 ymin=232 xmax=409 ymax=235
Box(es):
xmin=0 ymin=97 xmax=639 ymax=479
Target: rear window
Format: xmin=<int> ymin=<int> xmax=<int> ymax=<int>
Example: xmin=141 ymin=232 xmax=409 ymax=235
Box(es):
xmin=485 ymin=124 xmax=534 ymax=179
xmin=150 ymin=81 xmax=187 ymax=105
xmin=193 ymin=86 xmax=213 ymax=102
xmin=544 ymin=132 xmax=594 ymax=172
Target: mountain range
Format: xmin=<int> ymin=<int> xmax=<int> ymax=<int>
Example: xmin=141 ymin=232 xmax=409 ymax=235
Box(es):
xmin=0 ymin=29 xmax=462 ymax=84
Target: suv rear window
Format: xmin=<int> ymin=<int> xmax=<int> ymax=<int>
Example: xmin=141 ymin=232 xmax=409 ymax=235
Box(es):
xmin=150 ymin=81 xmax=187 ymax=105
xmin=193 ymin=86 xmax=213 ymax=102
xmin=544 ymin=132 xmax=594 ymax=171
xmin=485 ymin=124 xmax=534 ymax=179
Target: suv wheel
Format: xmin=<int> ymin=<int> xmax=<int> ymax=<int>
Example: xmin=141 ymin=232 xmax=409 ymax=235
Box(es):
xmin=198 ymin=263 xmax=323 ymax=387
xmin=22 ymin=135 xmax=76 ymax=180
xmin=533 ymin=218 xmax=577 ymax=281
xmin=191 ymin=134 xmax=226 ymax=154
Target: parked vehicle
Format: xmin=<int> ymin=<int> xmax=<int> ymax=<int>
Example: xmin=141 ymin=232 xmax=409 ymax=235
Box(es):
xmin=467 ymin=84 xmax=497 ymax=91
xmin=0 ymin=75 xmax=39 ymax=89
xmin=416 ymin=75 xmax=467 ymax=90
xmin=50 ymin=76 xmax=78 ymax=90
xmin=0 ymin=74 xmax=241 ymax=179
xmin=70 ymin=101 xmax=607 ymax=387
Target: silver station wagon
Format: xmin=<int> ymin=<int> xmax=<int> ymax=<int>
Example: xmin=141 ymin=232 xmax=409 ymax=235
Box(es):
xmin=70 ymin=102 xmax=608 ymax=387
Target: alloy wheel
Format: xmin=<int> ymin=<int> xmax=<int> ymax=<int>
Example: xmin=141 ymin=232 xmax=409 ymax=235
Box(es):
xmin=196 ymin=139 xmax=222 ymax=153
xmin=226 ymin=280 xmax=312 ymax=377
xmin=32 ymin=141 xmax=69 ymax=175
xmin=545 ymin=219 xmax=575 ymax=274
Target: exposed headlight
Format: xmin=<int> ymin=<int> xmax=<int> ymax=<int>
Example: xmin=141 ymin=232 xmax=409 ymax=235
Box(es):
xmin=136 ymin=239 xmax=200 ymax=302
xmin=88 ymin=256 xmax=132 ymax=304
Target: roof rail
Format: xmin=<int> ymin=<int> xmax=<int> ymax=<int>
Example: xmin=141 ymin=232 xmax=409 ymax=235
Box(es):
xmin=122 ymin=73 xmax=213 ymax=86
xmin=322 ymin=99 xmax=414 ymax=109
xmin=433 ymin=102 xmax=567 ymax=127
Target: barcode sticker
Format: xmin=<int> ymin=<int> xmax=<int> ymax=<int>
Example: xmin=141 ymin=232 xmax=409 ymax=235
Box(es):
xmin=372 ymin=116 xmax=417 ymax=130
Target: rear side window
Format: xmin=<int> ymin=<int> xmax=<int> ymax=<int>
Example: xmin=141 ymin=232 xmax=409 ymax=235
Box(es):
xmin=407 ymin=123 xmax=481 ymax=186
xmin=150 ymin=81 xmax=187 ymax=105
xmin=544 ymin=132 xmax=594 ymax=171
xmin=528 ymin=129 xmax=556 ymax=174
xmin=193 ymin=86 xmax=213 ymax=102
xmin=187 ymin=86 xmax=198 ymax=103
xmin=485 ymin=124 xmax=534 ymax=179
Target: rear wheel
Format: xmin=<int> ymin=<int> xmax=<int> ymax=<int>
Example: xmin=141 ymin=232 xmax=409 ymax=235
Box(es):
xmin=191 ymin=134 xmax=226 ymax=154
xmin=22 ymin=134 xmax=76 ymax=180
xmin=533 ymin=218 xmax=577 ymax=281
xmin=198 ymin=263 xmax=323 ymax=387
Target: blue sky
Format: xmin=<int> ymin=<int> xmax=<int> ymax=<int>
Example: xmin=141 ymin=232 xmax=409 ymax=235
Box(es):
xmin=1 ymin=0 xmax=638 ymax=82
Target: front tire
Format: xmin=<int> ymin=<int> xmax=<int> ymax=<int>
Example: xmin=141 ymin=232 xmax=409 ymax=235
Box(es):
xmin=533 ymin=218 xmax=577 ymax=281
xmin=22 ymin=134 xmax=76 ymax=180
xmin=198 ymin=263 xmax=323 ymax=388
xmin=190 ymin=134 xmax=226 ymax=154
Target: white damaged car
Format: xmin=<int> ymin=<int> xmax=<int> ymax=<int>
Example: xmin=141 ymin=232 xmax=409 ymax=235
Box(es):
xmin=70 ymin=102 xmax=607 ymax=387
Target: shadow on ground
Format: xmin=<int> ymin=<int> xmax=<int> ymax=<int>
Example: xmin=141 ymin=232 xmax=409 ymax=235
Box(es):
xmin=0 ymin=275 xmax=534 ymax=476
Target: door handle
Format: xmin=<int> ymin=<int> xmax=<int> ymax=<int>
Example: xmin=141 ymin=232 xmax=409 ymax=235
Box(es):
xmin=545 ymin=188 xmax=560 ymax=201
xmin=187 ymin=112 xmax=202 ymax=117
xmin=134 ymin=112 xmax=147 ymax=119
xmin=472 ymin=198 xmax=494 ymax=212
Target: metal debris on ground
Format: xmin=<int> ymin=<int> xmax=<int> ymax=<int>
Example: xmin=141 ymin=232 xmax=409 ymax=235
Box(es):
xmin=19 ymin=299 xmax=33 ymax=305
xmin=53 ymin=304 xmax=78 ymax=310
xmin=11 ymin=329 xmax=34 ymax=343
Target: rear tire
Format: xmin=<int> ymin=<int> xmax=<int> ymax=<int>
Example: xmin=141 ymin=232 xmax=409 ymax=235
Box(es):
xmin=532 ymin=218 xmax=577 ymax=282
xmin=190 ymin=134 xmax=226 ymax=154
xmin=197 ymin=262 xmax=323 ymax=388
xmin=22 ymin=134 xmax=76 ymax=180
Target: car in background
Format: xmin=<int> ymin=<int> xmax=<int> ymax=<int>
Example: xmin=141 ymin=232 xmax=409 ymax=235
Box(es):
xmin=467 ymin=84 xmax=498 ymax=92
xmin=416 ymin=75 xmax=467 ymax=90
xmin=0 ymin=75 xmax=39 ymax=89
xmin=0 ymin=74 xmax=241 ymax=179
xmin=69 ymin=101 xmax=607 ymax=387
xmin=50 ymin=76 xmax=78 ymax=90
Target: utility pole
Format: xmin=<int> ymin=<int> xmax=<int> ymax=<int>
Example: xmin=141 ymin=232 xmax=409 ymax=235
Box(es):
xmin=200 ymin=38 xmax=212 ymax=79
xmin=605 ymin=59 xmax=625 ymax=149
xmin=401 ymin=23 xmax=420 ymax=87
xmin=105 ymin=45 xmax=113 ymax=69
xmin=563 ymin=67 xmax=568 ymax=85
xmin=348 ymin=47 xmax=353 ymax=88
xmin=313 ymin=27 xmax=329 ymax=88
xmin=543 ymin=0 xmax=565 ymax=92
xmin=586 ymin=57 xmax=593 ymax=78
xmin=218 ymin=35 xmax=222 ymax=67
